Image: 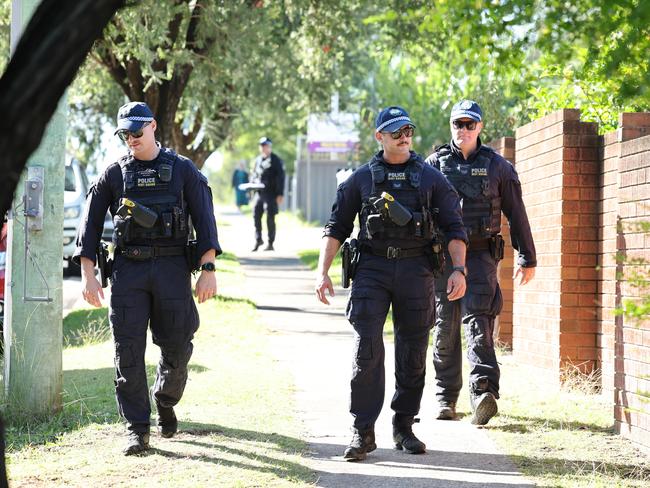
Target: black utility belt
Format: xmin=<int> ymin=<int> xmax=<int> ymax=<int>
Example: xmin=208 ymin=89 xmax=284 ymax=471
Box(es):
xmin=364 ymin=245 xmax=429 ymax=260
xmin=116 ymin=245 xmax=186 ymax=260
xmin=468 ymin=238 xmax=492 ymax=250
xmin=468 ymin=235 xmax=505 ymax=261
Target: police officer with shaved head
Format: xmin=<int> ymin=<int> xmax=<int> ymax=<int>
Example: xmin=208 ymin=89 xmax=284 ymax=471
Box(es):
xmin=251 ymin=137 xmax=285 ymax=251
xmin=74 ymin=101 xmax=221 ymax=455
xmin=316 ymin=106 xmax=468 ymax=461
xmin=426 ymin=100 xmax=536 ymax=425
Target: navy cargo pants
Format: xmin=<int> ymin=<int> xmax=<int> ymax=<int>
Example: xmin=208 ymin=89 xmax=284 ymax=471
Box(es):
xmin=109 ymin=253 xmax=199 ymax=433
xmin=252 ymin=192 xmax=278 ymax=244
xmin=432 ymin=248 xmax=503 ymax=403
xmin=346 ymin=252 xmax=435 ymax=431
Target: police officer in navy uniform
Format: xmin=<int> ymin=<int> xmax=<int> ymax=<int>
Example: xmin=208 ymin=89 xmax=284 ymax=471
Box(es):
xmin=316 ymin=106 xmax=468 ymax=461
xmin=251 ymin=137 xmax=285 ymax=251
xmin=426 ymin=100 xmax=536 ymax=425
xmin=74 ymin=102 xmax=221 ymax=455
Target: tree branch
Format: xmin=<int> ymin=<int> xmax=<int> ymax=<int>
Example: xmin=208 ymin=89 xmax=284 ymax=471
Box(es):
xmin=0 ymin=0 xmax=126 ymax=218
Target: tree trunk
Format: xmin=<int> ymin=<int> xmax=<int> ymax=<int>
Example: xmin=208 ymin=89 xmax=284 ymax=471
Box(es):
xmin=0 ymin=0 xmax=126 ymax=218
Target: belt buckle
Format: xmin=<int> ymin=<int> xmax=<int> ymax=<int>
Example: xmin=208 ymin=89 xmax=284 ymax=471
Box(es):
xmin=386 ymin=246 xmax=401 ymax=259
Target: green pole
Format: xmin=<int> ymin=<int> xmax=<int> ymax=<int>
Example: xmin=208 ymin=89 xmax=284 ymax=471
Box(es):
xmin=4 ymin=0 xmax=65 ymax=416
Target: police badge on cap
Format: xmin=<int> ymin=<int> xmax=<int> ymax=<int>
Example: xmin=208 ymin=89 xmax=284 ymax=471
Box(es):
xmin=450 ymin=100 xmax=482 ymax=122
xmin=114 ymin=101 xmax=155 ymax=134
xmin=375 ymin=106 xmax=416 ymax=133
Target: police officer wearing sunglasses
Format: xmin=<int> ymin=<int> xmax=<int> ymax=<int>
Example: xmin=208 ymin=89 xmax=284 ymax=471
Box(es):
xmin=426 ymin=100 xmax=536 ymax=425
xmin=316 ymin=106 xmax=468 ymax=461
xmin=73 ymin=101 xmax=221 ymax=455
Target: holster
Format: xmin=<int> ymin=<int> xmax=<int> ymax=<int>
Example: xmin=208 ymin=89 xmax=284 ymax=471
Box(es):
xmin=490 ymin=234 xmax=505 ymax=262
xmin=341 ymin=241 xmax=351 ymax=289
xmin=96 ymin=241 xmax=113 ymax=288
xmin=341 ymin=238 xmax=360 ymax=288
xmin=428 ymin=239 xmax=445 ymax=278
xmin=185 ymin=240 xmax=200 ymax=272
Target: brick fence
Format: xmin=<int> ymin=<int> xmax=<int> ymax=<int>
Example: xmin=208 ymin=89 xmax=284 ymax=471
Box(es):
xmin=488 ymin=109 xmax=650 ymax=449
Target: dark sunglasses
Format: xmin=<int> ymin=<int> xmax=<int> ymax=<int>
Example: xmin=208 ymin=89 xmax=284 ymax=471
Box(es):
xmin=452 ymin=120 xmax=478 ymax=131
xmin=386 ymin=125 xmax=415 ymax=139
xmin=117 ymin=122 xmax=150 ymax=142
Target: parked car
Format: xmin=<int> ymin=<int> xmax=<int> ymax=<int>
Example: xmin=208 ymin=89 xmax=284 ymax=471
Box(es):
xmin=63 ymin=158 xmax=112 ymax=276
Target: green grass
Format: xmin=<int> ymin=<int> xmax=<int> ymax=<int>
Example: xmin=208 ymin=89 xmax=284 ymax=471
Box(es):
xmin=7 ymin=281 xmax=315 ymax=486
xmin=485 ymin=354 xmax=650 ymax=487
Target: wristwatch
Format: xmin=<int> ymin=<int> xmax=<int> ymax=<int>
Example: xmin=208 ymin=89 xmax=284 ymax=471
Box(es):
xmin=200 ymin=262 xmax=216 ymax=272
xmin=452 ymin=265 xmax=467 ymax=276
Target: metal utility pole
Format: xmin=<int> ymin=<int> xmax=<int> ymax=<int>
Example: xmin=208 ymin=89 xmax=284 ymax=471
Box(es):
xmin=4 ymin=0 xmax=65 ymax=415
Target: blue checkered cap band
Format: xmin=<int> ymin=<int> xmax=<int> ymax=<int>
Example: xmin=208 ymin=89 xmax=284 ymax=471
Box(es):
xmin=376 ymin=115 xmax=412 ymax=132
xmin=125 ymin=116 xmax=153 ymax=122
xmin=450 ymin=99 xmax=482 ymax=121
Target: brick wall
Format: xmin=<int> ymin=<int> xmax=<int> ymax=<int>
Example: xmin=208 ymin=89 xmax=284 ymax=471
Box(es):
xmin=612 ymin=123 xmax=650 ymax=445
xmin=486 ymin=137 xmax=515 ymax=347
xmin=512 ymin=109 xmax=600 ymax=384
xmin=495 ymin=109 xmax=650 ymax=449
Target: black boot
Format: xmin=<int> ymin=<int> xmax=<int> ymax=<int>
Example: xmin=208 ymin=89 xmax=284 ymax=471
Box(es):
xmin=156 ymin=404 xmax=178 ymax=438
xmin=392 ymin=415 xmax=426 ymax=454
xmin=252 ymin=240 xmax=264 ymax=252
xmin=151 ymin=388 xmax=178 ymax=438
xmin=263 ymin=242 xmax=274 ymax=251
xmin=470 ymin=392 xmax=498 ymax=425
xmin=436 ymin=401 xmax=457 ymax=421
xmin=123 ymin=431 xmax=150 ymax=456
xmin=343 ymin=428 xmax=376 ymax=461
xmin=470 ymin=379 xmax=498 ymax=425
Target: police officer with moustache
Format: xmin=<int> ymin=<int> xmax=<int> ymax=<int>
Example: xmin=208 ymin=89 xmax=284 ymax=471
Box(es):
xmin=316 ymin=106 xmax=468 ymax=461
xmin=74 ymin=102 xmax=221 ymax=455
xmin=251 ymin=137 xmax=285 ymax=251
xmin=426 ymin=100 xmax=536 ymax=425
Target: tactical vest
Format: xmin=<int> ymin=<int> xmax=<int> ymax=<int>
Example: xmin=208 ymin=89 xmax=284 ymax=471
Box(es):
xmin=112 ymin=147 xmax=189 ymax=246
xmin=359 ymin=157 xmax=435 ymax=249
xmin=437 ymin=145 xmax=501 ymax=238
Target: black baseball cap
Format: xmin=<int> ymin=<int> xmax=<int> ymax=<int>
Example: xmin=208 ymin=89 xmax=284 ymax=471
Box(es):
xmin=375 ymin=106 xmax=415 ymax=133
xmin=114 ymin=101 xmax=154 ymax=134
xmin=450 ymin=99 xmax=482 ymax=122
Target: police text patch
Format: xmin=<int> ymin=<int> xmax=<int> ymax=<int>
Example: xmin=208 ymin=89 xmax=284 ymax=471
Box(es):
xmin=471 ymin=168 xmax=488 ymax=176
xmin=137 ymin=177 xmax=157 ymax=187
xmin=387 ymin=172 xmax=407 ymax=181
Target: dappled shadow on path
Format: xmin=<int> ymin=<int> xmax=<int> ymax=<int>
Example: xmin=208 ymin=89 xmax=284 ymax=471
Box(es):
xmin=151 ymin=422 xmax=314 ymax=485
xmin=308 ymin=441 xmax=536 ymax=488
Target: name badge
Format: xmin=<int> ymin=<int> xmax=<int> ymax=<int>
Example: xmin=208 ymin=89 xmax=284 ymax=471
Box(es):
xmin=137 ymin=177 xmax=157 ymax=187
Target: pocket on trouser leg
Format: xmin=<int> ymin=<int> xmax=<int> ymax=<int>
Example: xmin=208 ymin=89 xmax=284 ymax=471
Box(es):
xmin=491 ymin=284 xmax=503 ymax=316
xmin=346 ymin=288 xmax=385 ymax=325
xmin=114 ymin=342 xmax=136 ymax=388
xmin=465 ymin=284 xmax=496 ymax=315
xmin=399 ymin=297 xmax=433 ymax=331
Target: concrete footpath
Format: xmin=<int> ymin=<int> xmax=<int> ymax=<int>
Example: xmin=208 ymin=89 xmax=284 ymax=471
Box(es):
xmin=217 ymin=205 xmax=535 ymax=488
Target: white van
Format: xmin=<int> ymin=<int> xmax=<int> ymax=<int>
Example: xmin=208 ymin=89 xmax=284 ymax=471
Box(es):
xmin=63 ymin=159 xmax=112 ymax=275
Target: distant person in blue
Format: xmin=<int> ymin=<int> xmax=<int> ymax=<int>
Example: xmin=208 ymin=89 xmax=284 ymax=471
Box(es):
xmin=316 ymin=106 xmax=468 ymax=461
xmin=74 ymin=101 xmax=220 ymax=456
xmin=231 ymin=161 xmax=249 ymax=209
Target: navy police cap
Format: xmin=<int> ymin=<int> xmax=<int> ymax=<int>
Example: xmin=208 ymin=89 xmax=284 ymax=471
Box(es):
xmin=450 ymin=99 xmax=482 ymax=122
xmin=259 ymin=136 xmax=272 ymax=146
xmin=375 ymin=106 xmax=415 ymax=133
xmin=115 ymin=101 xmax=154 ymax=134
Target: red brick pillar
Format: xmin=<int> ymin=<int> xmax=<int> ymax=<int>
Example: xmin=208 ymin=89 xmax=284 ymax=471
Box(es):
xmin=513 ymin=109 xmax=600 ymax=385
xmin=485 ymin=137 xmax=516 ymax=347
xmin=608 ymin=114 xmax=650 ymax=447
xmin=599 ymin=113 xmax=650 ymax=406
